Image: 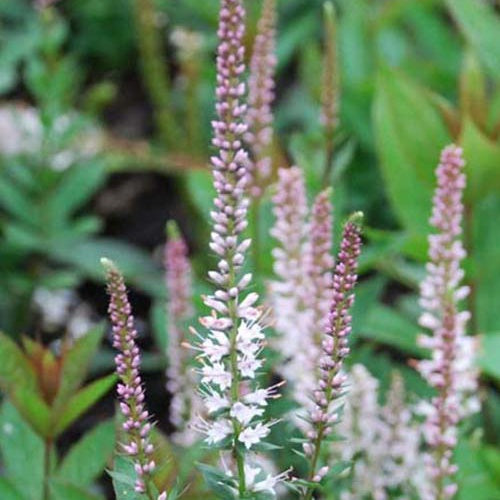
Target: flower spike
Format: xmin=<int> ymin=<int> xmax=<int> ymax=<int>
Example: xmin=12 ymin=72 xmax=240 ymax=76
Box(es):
xmin=302 ymin=213 xmax=363 ymax=499
xmin=164 ymin=221 xmax=201 ymax=445
xmin=102 ymin=258 xmax=165 ymax=499
xmin=269 ymin=167 xmax=315 ymax=416
xmin=245 ymin=0 xmax=277 ymax=197
xmin=192 ymin=0 xmax=285 ymax=496
xmin=415 ymin=145 xmax=479 ymax=500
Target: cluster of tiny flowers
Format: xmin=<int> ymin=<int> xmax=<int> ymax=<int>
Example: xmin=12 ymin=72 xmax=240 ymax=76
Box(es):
xmin=416 ymin=145 xmax=479 ymax=499
xmin=164 ymin=224 xmax=202 ymax=445
xmin=305 ymin=188 xmax=334 ymax=343
xmin=102 ymin=259 xmax=159 ymax=496
xmin=303 ymin=216 xmax=362 ymax=486
xmin=337 ymin=366 xmax=426 ymax=500
xmin=269 ymin=166 xmax=315 ymax=415
xmin=218 ymin=454 xmax=290 ymax=496
xmin=192 ymin=0 xmax=284 ymax=494
xmin=245 ymin=0 xmax=277 ymax=197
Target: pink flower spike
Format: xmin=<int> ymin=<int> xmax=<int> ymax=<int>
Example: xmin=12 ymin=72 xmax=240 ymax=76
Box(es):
xmin=245 ymin=0 xmax=277 ymax=197
xmin=193 ymin=0 xmax=285 ymax=495
xmin=302 ymin=213 xmax=363 ymax=498
xmin=101 ymin=258 xmax=157 ymax=497
xmin=415 ymin=144 xmax=479 ymax=499
xmin=164 ymin=221 xmax=202 ymax=446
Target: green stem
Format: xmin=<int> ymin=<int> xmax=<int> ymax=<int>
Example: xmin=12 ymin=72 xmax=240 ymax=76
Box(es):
xmin=228 ymin=259 xmax=247 ymax=496
xmin=251 ymin=199 xmax=261 ymax=274
xmin=322 ymin=132 xmax=335 ymax=187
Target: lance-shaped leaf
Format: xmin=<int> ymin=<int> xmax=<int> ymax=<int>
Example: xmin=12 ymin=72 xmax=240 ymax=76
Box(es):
xmin=52 ymin=373 xmax=116 ymax=437
xmin=53 ymin=324 xmax=105 ymax=410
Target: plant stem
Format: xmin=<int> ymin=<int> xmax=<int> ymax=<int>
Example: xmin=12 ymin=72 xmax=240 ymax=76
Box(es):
xmin=322 ymin=134 xmax=335 ymax=187
xmin=251 ymin=199 xmax=261 ymax=274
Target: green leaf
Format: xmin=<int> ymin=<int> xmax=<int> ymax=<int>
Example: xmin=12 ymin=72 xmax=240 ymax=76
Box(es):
xmin=9 ymin=386 xmax=52 ymax=438
xmin=0 ymin=333 xmax=51 ymax=436
xmin=0 ymin=403 xmax=45 ymax=500
xmin=110 ymin=456 xmax=148 ymax=500
xmin=0 ymin=478 xmax=25 ymax=500
xmin=456 ymin=440 xmax=500 ymax=499
xmin=472 ymin=195 xmax=500 ymax=333
xmin=360 ymin=304 xmax=425 ymax=357
xmin=446 ymin=0 xmax=500 ymax=79
xmin=374 ymin=68 xmax=450 ymax=237
xmin=53 ymin=374 xmax=116 ymax=437
xmin=197 ymin=463 xmax=237 ymax=500
xmin=459 ymin=49 xmax=488 ymax=132
xmin=51 ymin=238 xmax=163 ymax=296
xmin=478 ymin=333 xmax=500 ymax=382
xmin=46 ymin=160 xmax=107 ymax=229
xmin=57 ymin=420 xmax=116 ymax=488
xmin=0 ymin=331 xmax=37 ymax=394
xmin=0 ymin=175 xmax=36 ymax=226
xmin=50 ymin=480 xmax=103 ymax=500
xmin=186 ymin=168 xmax=213 ymax=224
xmin=461 ymin=119 xmax=500 ymax=203
xmin=53 ymin=324 xmax=105 ymax=410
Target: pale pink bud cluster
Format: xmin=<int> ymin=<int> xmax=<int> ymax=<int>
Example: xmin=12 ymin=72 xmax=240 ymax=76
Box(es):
xmin=303 ymin=215 xmax=362 ymax=486
xmin=416 ymin=145 xmax=478 ymax=499
xmin=245 ymin=0 xmax=277 ymax=197
xmin=164 ymin=224 xmax=202 ymax=445
xmin=102 ymin=259 xmax=157 ymax=495
xmin=305 ymin=188 xmax=334 ymax=339
xmin=192 ymin=1 xmax=284 ymax=494
xmin=269 ymin=167 xmax=315 ymax=411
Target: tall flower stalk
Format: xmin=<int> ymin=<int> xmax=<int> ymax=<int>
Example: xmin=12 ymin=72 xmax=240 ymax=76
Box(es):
xmin=133 ymin=0 xmax=180 ymax=149
xmin=416 ymin=145 xmax=478 ymax=500
xmin=164 ymin=221 xmax=201 ymax=446
xmin=302 ymin=214 xmax=363 ymax=500
xmin=245 ymin=0 xmax=277 ymax=198
xmin=321 ymin=1 xmax=340 ymax=185
xmin=306 ymin=188 xmax=334 ymax=347
xmin=191 ymin=0 xmax=284 ymax=496
xmin=246 ymin=0 xmax=277 ymax=271
xmin=102 ymin=258 xmax=164 ymax=500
